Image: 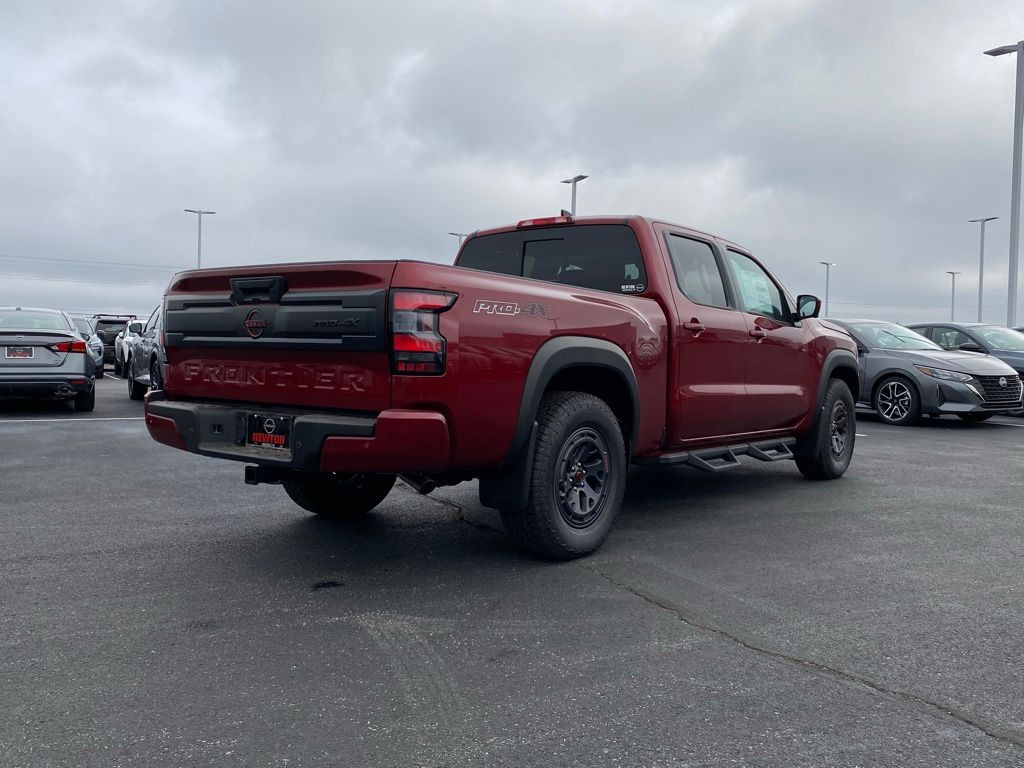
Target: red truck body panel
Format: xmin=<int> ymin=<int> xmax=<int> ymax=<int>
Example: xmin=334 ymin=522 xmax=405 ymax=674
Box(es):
xmin=148 ymin=215 xmax=857 ymax=479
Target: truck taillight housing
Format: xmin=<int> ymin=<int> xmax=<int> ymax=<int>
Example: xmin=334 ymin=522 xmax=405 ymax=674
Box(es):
xmin=390 ymin=290 xmax=456 ymax=374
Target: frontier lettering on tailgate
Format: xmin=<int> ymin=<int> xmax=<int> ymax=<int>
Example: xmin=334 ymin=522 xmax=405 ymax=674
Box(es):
xmin=182 ymin=362 xmax=368 ymax=392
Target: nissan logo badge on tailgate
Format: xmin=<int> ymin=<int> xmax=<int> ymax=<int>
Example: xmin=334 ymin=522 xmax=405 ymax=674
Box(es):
xmin=244 ymin=308 xmax=268 ymax=339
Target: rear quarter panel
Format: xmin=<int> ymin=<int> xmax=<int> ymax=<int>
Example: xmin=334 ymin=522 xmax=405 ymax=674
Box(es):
xmin=391 ymin=261 xmax=669 ymax=469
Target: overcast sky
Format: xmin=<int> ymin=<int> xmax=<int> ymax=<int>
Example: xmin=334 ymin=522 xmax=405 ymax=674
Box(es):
xmin=2 ymin=0 xmax=1023 ymax=323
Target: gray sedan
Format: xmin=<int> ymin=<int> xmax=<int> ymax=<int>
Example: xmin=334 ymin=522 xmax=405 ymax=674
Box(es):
xmin=0 ymin=306 xmax=97 ymax=411
xmin=826 ymin=319 xmax=1022 ymax=425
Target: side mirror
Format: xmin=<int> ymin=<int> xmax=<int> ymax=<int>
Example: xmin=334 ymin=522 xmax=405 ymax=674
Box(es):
xmin=796 ymin=294 xmax=821 ymax=319
xmin=129 ymin=323 xmax=143 ymax=334
xmin=958 ymin=342 xmax=984 ymax=353
xmin=95 ymin=330 xmax=107 ymax=342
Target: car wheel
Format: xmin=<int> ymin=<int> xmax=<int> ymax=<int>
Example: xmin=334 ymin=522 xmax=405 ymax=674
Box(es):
xmin=113 ymin=358 xmax=122 ymax=376
xmin=873 ymin=376 xmax=921 ymax=426
xmin=127 ymin=358 xmax=147 ymax=400
xmin=150 ymin=357 xmax=163 ymax=391
xmin=283 ymin=473 xmax=396 ymax=517
xmin=500 ymin=391 xmax=626 ymax=560
xmin=958 ymin=412 xmax=994 ymax=422
xmin=795 ymin=378 xmax=856 ymax=480
xmin=73 ymin=387 xmax=95 ymax=413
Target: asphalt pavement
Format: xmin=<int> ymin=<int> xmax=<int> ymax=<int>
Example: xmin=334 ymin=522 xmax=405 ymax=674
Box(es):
xmin=3 ymin=376 xmax=1024 ymax=767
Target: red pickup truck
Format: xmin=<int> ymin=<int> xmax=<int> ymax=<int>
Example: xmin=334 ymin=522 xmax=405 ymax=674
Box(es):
xmin=144 ymin=215 xmax=859 ymax=558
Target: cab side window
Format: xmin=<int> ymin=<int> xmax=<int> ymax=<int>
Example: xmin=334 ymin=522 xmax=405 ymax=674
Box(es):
xmin=666 ymin=234 xmax=729 ymax=309
xmin=143 ymin=308 xmax=159 ymax=333
xmin=724 ymin=250 xmax=790 ymax=323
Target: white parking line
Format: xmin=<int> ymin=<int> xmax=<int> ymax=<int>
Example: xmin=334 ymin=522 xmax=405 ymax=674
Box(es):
xmin=104 ymin=374 xmax=119 ymax=380
xmin=0 ymin=416 xmax=144 ymax=424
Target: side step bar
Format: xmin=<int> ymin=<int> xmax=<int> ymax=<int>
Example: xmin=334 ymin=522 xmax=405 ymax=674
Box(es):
xmin=634 ymin=438 xmax=796 ymax=472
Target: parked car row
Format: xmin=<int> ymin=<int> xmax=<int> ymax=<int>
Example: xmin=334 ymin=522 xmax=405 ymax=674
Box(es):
xmin=827 ymin=319 xmax=1024 ymax=425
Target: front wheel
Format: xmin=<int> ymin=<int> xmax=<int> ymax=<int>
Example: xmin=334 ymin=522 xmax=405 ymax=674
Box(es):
xmin=283 ymin=473 xmax=396 ymax=517
xmin=795 ymin=378 xmax=856 ymax=480
xmin=873 ymin=376 xmax=921 ymax=426
xmin=958 ymin=412 xmax=994 ymax=422
xmin=500 ymin=391 xmax=626 ymax=560
xmin=150 ymin=357 xmax=163 ymax=391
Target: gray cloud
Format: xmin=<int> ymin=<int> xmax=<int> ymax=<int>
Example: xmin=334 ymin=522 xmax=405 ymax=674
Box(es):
xmin=1 ymin=0 xmax=1023 ymax=323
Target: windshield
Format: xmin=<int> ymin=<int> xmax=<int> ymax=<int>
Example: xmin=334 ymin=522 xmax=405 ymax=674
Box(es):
xmin=849 ymin=322 xmax=940 ymax=350
xmin=0 ymin=309 xmax=69 ymax=331
xmin=95 ymin=320 xmax=127 ymax=335
xmin=976 ymin=326 xmax=1024 ymax=351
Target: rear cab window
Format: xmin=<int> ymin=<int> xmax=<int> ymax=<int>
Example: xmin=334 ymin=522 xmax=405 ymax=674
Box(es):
xmin=665 ymin=234 xmax=729 ymax=308
xmin=458 ymin=224 xmax=647 ymax=296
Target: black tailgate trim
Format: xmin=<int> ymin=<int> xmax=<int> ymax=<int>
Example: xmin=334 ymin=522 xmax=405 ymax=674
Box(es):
xmin=164 ymin=289 xmax=387 ymax=352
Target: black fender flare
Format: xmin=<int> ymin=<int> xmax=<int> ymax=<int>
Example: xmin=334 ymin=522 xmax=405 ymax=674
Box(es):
xmin=478 ymin=336 xmax=639 ymax=511
xmin=802 ymin=348 xmax=859 ymax=441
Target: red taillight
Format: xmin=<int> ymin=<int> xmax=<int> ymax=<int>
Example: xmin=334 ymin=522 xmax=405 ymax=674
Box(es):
xmin=48 ymin=339 xmax=88 ymax=353
xmin=516 ymin=215 xmax=574 ymax=228
xmin=390 ymin=289 xmax=456 ymax=375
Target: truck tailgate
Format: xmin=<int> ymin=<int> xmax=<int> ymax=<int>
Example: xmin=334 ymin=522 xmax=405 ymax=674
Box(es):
xmin=163 ymin=262 xmax=395 ymax=412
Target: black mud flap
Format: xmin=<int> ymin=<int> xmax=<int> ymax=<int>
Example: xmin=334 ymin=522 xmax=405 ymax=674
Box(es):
xmin=478 ymin=421 xmax=537 ymax=511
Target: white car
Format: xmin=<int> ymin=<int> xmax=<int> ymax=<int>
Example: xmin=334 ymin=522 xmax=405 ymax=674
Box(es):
xmin=114 ymin=320 xmax=143 ymax=377
xmin=68 ymin=314 xmax=106 ymax=378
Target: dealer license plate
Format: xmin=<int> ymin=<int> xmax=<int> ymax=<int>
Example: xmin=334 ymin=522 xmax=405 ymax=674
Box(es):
xmin=247 ymin=413 xmax=292 ymax=451
xmin=5 ymin=346 xmax=34 ymax=359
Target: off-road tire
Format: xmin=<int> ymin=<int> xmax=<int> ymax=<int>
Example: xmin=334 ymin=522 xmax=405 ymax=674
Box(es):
xmin=873 ymin=375 xmax=921 ymax=426
xmin=795 ymin=378 xmax=855 ymax=480
xmin=73 ymin=387 xmax=96 ymax=413
xmin=500 ymin=391 xmax=626 ymax=560
xmin=283 ymin=473 xmax=396 ymax=517
xmin=958 ymin=412 xmax=994 ymax=422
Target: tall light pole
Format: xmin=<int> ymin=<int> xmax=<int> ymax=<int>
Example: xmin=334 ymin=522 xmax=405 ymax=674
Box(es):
xmin=184 ymin=209 xmax=215 ymax=269
xmin=560 ymin=174 xmax=588 ymax=216
xmin=818 ymin=261 xmax=836 ymax=316
xmin=968 ymin=216 xmax=998 ymax=322
xmin=947 ymin=271 xmax=962 ymax=321
xmin=448 ymin=232 xmax=469 ymax=246
xmin=985 ymin=41 xmax=1024 ymax=326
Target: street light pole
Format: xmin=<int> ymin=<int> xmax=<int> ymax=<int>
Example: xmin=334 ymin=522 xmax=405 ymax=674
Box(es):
xmin=560 ymin=174 xmax=589 ymax=216
xmin=968 ymin=216 xmax=998 ymax=322
xmin=947 ymin=271 xmax=962 ymax=321
xmin=818 ymin=261 xmax=836 ymax=316
xmin=985 ymin=41 xmax=1024 ymax=326
xmin=184 ymin=209 xmax=216 ymax=269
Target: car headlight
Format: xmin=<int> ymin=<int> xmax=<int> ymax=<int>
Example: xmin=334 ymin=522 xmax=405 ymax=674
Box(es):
xmin=914 ymin=365 xmax=973 ymax=383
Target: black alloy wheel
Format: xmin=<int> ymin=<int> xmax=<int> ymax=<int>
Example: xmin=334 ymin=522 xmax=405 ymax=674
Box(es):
xmin=555 ymin=427 xmax=611 ymax=530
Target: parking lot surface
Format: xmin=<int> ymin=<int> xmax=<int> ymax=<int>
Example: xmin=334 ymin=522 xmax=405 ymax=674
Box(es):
xmin=4 ymin=376 xmax=1024 ymax=767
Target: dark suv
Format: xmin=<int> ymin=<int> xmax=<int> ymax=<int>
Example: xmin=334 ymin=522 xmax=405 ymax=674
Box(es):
xmin=91 ymin=314 xmax=136 ymax=366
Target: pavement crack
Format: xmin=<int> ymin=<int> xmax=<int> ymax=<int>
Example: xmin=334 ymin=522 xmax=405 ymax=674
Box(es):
xmin=581 ymin=563 xmax=1024 ymax=751
xmin=397 ymin=484 xmax=504 ymax=535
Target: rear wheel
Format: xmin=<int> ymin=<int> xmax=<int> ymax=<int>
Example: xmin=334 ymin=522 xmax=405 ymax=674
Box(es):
xmin=127 ymin=358 xmax=147 ymax=400
xmin=150 ymin=357 xmax=163 ymax=391
xmin=73 ymin=386 xmax=95 ymax=412
xmin=873 ymin=376 xmax=921 ymax=426
xmin=500 ymin=391 xmax=626 ymax=560
xmin=958 ymin=412 xmax=994 ymax=422
xmin=283 ymin=473 xmax=396 ymax=517
xmin=795 ymin=378 xmax=855 ymax=480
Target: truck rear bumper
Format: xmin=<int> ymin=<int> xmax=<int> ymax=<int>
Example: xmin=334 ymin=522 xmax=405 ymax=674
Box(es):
xmin=143 ymin=392 xmax=451 ymax=473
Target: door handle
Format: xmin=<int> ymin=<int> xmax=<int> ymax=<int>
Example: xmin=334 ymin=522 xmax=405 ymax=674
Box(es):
xmin=683 ymin=320 xmax=705 ymax=334
xmin=749 ymin=327 xmax=766 ymax=340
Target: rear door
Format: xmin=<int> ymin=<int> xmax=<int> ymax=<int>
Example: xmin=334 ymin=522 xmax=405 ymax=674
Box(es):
xmin=660 ymin=229 xmax=748 ymax=442
xmin=722 ymin=248 xmax=816 ymax=433
xmin=162 ymin=263 xmax=395 ymax=411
